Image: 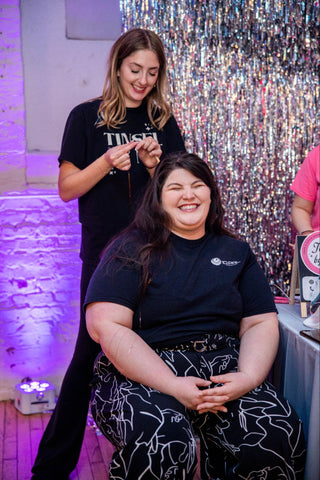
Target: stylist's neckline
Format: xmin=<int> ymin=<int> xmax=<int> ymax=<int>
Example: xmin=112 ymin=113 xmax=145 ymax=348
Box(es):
xmin=125 ymin=100 xmax=146 ymax=111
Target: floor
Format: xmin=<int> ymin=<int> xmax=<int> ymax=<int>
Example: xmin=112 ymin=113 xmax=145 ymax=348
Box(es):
xmin=0 ymin=400 xmax=201 ymax=480
xmin=0 ymin=400 xmax=112 ymax=480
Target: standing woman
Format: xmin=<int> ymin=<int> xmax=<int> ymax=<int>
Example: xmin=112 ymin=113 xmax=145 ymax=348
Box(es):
xmin=31 ymin=28 xmax=185 ymax=480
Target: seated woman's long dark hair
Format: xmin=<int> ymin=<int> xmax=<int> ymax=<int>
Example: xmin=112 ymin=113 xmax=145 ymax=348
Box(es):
xmin=106 ymin=152 xmax=235 ymax=293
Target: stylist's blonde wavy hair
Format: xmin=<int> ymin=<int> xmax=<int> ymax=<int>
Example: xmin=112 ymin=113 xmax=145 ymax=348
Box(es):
xmin=97 ymin=28 xmax=171 ymax=130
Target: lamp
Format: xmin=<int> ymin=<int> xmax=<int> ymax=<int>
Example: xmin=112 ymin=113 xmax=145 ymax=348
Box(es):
xmin=14 ymin=380 xmax=56 ymax=414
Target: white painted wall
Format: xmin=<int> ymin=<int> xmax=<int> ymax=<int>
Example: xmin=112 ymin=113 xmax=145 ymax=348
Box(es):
xmin=21 ymin=0 xmax=115 ymax=153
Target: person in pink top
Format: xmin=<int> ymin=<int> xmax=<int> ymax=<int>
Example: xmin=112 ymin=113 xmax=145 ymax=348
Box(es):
xmin=290 ymin=145 xmax=320 ymax=235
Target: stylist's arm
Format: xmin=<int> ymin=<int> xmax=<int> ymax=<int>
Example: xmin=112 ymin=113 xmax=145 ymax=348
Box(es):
xmin=58 ymin=141 xmax=138 ymax=202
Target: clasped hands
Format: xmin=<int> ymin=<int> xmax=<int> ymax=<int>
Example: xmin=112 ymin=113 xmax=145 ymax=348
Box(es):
xmin=173 ymin=371 xmax=257 ymax=414
xmin=103 ymin=138 xmax=162 ymax=171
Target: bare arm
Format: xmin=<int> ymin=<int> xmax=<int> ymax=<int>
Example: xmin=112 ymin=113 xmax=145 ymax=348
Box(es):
xmin=197 ymin=312 xmax=279 ymax=413
xmin=291 ymin=193 xmax=314 ymax=235
xmin=58 ymin=141 xmax=137 ymax=202
xmin=86 ymin=302 xmax=223 ymax=410
xmin=237 ymin=311 xmax=279 ymax=386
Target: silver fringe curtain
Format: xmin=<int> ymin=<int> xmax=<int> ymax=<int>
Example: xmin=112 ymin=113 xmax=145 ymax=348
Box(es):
xmin=120 ymin=0 xmax=320 ymax=295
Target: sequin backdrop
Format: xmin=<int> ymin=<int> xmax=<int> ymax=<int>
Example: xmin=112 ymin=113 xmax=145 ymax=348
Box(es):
xmin=120 ymin=0 xmax=320 ymax=295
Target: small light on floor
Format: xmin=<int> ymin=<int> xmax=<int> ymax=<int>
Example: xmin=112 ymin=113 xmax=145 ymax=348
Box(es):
xmin=14 ymin=380 xmax=56 ymax=414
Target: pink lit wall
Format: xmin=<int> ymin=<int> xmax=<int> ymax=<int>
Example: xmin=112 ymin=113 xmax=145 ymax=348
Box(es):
xmin=0 ymin=194 xmax=81 ymax=399
xmin=0 ymin=0 xmax=118 ymax=400
xmin=0 ymin=1 xmax=80 ymax=400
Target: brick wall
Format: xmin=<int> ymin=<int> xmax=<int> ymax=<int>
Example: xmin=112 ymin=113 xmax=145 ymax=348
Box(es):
xmin=0 ymin=193 xmax=81 ymax=399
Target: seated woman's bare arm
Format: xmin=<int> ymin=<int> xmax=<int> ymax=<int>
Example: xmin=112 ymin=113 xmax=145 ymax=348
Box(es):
xmin=86 ymin=302 xmax=223 ymax=410
xmin=197 ymin=312 xmax=279 ymax=414
xmin=237 ymin=312 xmax=279 ymax=387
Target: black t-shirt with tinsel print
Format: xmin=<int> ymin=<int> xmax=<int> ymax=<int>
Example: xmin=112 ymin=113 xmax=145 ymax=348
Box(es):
xmin=58 ymin=99 xmax=185 ymax=262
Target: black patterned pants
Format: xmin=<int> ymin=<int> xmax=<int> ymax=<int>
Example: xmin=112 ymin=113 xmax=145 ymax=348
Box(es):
xmin=90 ymin=335 xmax=306 ymax=480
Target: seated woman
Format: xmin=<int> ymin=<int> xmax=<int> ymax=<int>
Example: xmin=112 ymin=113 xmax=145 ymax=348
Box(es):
xmin=85 ymin=152 xmax=306 ymax=480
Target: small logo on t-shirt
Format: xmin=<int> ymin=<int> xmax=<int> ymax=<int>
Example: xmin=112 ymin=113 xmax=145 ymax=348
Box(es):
xmin=211 ymin=257 xmax=240 ymax=267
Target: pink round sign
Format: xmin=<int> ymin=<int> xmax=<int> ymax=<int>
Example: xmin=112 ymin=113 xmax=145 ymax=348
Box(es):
xmin=300 ymin=231 xmax=320 ymax=275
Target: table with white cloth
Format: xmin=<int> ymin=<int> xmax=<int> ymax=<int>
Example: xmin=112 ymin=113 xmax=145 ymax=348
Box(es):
xmin=272 ymin=303 xmax=320 ymax=480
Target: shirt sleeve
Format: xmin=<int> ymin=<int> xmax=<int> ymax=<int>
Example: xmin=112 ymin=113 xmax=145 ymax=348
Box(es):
xmin=239 ymin=246 xmax=277 ymax=318
xmin=161 ymin=115 xmax=186 ymax=155
xmin=290 ymin=148 xmax=319 ymax=202
xmin=58 ymin=105 xmax=88 ymax=169
xmin=84 ymin=244 xmax=142 ymax=312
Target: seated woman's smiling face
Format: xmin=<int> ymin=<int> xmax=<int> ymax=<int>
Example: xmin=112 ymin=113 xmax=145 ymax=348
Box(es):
xmin=161 ymin=168 xmax=211 ymax=240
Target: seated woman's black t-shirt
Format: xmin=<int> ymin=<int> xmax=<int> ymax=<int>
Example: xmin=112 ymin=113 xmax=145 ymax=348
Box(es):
xmin=84 ymin=232 xmax=277 ymax=346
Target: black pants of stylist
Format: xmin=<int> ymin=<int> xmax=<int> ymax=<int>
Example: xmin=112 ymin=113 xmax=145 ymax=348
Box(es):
xmin=31 ymin=261 xmax=100 ymax=480
xmin=91 ymin=335 xmax=306 ymax=480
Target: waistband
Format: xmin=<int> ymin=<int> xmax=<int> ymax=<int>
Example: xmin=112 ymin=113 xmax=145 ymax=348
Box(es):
xmin=154 ymin=333 xmax=239 ymax=353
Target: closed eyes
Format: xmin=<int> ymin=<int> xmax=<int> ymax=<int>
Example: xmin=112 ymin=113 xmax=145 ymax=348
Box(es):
xmin=131 ymin=69 xmax=157 ymax=77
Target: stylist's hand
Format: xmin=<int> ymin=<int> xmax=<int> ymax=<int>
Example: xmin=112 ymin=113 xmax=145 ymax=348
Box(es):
xmin=171 ymin=376 xmax=229 ymax=413
xmin=196 ymin=372 xmax=257 ymax=414
xmin=136 ymin=137 xmax=162 ymax=169
xmin=103 ymin=140 xmax=138 ymax=171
